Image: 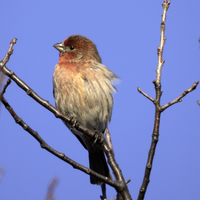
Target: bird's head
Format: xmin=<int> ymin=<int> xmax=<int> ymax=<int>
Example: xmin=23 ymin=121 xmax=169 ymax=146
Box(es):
xmin=54 ymin=35 xmax=101 ymax=63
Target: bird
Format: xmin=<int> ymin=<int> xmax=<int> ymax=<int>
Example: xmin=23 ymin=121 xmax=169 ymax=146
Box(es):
xmin=53 ymin=35 xmax=118 ymax=185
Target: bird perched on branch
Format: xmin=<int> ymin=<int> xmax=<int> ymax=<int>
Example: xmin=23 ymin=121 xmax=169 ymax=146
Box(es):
xmin=53 ymin=35 xmax=117 ymax=185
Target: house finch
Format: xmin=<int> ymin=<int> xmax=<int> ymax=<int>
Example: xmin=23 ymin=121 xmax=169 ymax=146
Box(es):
xmin=53 ymin=35 xmax=117 ymax=185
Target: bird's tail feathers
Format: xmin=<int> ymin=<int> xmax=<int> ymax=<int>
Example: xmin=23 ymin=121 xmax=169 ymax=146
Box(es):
xmin=89 ymin=150 xmax=112 ymax=185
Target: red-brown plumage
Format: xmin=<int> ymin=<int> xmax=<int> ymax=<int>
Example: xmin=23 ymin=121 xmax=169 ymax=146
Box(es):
xmin=58 ymin=52 xmax=76 ymax=62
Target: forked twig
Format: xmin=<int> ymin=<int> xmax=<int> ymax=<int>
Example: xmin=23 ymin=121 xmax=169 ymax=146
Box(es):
xmin=137 ymin=1 xmax=198 ymax=200
xmin=161 ymin=81 xmax=199 ymax=111
xmin=137 ymin=87 xmax=155 ymax=103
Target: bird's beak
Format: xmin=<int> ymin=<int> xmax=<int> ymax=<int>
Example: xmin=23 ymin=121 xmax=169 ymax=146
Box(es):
xmin=53 ymin=42 xmax=65 ymax=53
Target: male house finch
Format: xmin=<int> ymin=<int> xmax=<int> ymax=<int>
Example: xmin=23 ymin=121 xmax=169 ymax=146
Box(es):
xmin=53 ymin=35 xmax=117 ymax=185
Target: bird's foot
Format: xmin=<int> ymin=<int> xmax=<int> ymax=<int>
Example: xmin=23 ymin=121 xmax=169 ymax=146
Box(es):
xmin=69 ymin=117 xmax=79 ymax=131
xmin=91 ymin=130 xmax=104 ymax=147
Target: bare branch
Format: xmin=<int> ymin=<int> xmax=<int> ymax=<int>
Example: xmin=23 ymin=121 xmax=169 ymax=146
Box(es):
xmin=137 ymin=1 xmax=198 ymax=199
xmin=137 ymin=1 xmax=170 ymax=200
xmin=100 ymin=183 xmax=107 ymax=200
xmin=125 ymin=179 xmax=131 ymax=184
xmin=105 ymin=127 xmax=115 ymax=158
xmin=137 ymin=87 xmax=155 ymax=103
xmin=0 ymin=38 xmax=17 ymax=69
xmin=0 ymin=72 xmax=4 ymax=85
xmin=0 ymin=72 xmax=5 ymax=110
xmin=44 ymin=177 xmax=59 ymax=200
xmin=1 ymin=92 xmax=119 ymax=188
xmin=156 ymin=1 xmax=170 ymax=85
xmin=1 ymin=79 xmax=11 ymax=96
xmin=161 ymin=81 xmax=199 ymax=111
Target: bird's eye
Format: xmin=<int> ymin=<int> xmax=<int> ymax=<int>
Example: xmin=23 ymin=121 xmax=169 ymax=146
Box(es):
xmin=70 ymin=46 xmax=75 ymax=50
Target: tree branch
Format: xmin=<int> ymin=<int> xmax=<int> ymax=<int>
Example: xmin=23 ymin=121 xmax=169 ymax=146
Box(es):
xmin=137 ymin=1 xmax=168 ymax=199
xmin=137 ymin=87 xmax=155 ymax=103
xmin=137 ymin=0 xmax=198 ymax=199
xmin=44 ymin=177 xmax=59 ymax=200
xmin=161 ymin=81 xmax=199 ymax=111
xmin=105 ymin=127 xmax=115 ymax=158
xmin=0 ymin=38 xmax=17 ymax=67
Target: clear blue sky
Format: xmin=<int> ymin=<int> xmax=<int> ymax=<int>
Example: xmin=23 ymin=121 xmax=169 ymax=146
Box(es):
xmin=1 ymin=1 xmax=200 ymax=199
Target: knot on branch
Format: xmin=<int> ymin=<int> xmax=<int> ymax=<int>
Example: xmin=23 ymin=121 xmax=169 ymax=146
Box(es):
xmin=147 ymin=164 xmax=152 ymax=169
xmin=59 ymin=153 xmax=65 ymax=158
xmin=86 ymin=168 xmax=92 ymax=174
xmin=152 ymin=80 xmax=161 ymax=89
xmin=157 ymin=47 xmax=161 ymax=54
xmin=140 ymin=187 xmax=145 ymax=193
xmin=161 ymin=21 xmax=165 ymax=26
xmin=15 ymin=117 xmax=22 ymax=123
xmin=26 ymin=88 xmax=33 ymax=95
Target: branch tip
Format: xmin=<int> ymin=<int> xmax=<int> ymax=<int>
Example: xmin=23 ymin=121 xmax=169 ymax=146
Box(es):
xmin=161 ymin=81 xmax=199 ymax=111
xmin=162 ymin=0 xmax=170 ymax=8
xmin=137 ymin=87 xmax=155 ymax=103
xmin=125 ymin=179 xmax=131 ymax=184
xmin=138 ymin=2 xmax=170 ymax=199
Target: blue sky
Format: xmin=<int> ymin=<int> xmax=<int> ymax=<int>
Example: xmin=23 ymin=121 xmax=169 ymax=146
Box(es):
xmin=1 ymin=0 xmax=200 ymax=199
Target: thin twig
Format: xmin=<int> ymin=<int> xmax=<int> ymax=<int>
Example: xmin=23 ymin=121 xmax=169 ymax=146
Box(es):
xmin=0 ymin=78 xmax=11 ymax=103
xmin=0 ymin=38 xmax=17 ymax=68
xmin=125 ymin=179 xmax=131 ymax=184
xmin=44 ymin=177 xmax=59 ymax=200
xmin=0 ymin=72 xmax=5 ymax=111
xmin=137 ymin=1 xmax=170 ymax=200
xmin=1 ymin=79 xmax=11 ymax=95
xmin=161 ymin=81 xmax=199 ymax=111
xmin=137 ymin=87 xmax=155 ymax=103
xmin=100 ymin=183 xmax=107 ymax=200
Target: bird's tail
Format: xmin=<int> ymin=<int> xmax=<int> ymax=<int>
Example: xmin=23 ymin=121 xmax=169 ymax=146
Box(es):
xmin=89 ymin=150 xmax=112 ymax=185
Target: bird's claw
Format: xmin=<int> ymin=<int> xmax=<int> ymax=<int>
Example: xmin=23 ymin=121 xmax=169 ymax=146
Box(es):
xmin=91 ymin=130 xmax=103 ymax=147
xmin=69 ymin=117 xmax=79 ymax=130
